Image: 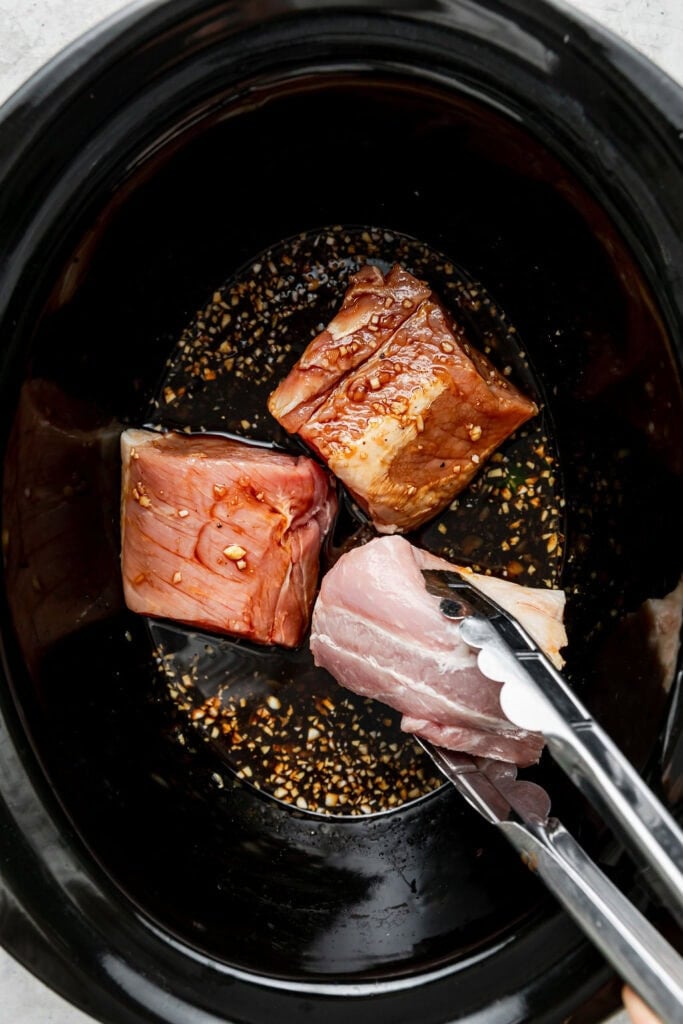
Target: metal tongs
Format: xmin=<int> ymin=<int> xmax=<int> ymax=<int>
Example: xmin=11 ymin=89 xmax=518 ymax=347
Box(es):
xmin=421 ymin=569 xmax=683 ymax=1023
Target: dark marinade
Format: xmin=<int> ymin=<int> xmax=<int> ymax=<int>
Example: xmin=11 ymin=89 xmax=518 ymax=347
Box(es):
xmin=145 ymin=224 xmax=564 ymax=816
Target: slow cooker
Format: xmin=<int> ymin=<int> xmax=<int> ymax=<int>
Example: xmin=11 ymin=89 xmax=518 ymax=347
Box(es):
xmin=0 ymin=2 xmax=681 ymax=1022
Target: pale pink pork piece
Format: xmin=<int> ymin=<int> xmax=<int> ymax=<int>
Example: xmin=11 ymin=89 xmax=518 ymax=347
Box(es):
xmin=121 ymin=429 xmax=337 ymax=647
xmin=268 ymin=265 xmax=537 ymax=534
xmin=310 ymin=536 xmax=566 ymax=766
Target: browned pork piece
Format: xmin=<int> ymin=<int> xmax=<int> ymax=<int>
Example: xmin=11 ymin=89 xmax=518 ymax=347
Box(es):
xmin=268 ymin=264 xmax=431 ymax=433
xmin=310 ymin=536 xmax=567 ymax=767
xmin=268 ymin=265 xmax=537 ymax=533
xmin=121 ymin=429 xmax=337 ymax=647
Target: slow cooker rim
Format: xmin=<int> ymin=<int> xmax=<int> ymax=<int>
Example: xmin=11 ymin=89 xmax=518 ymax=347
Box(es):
xmin=1 ymin=0 xmax=683 ymax=199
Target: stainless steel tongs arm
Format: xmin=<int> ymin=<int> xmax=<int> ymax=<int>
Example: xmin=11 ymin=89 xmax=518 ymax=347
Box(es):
xmin=421 ymin=568 xmax=683 ymax=924
xmin=460 ymin=613 xmax=683 ymax=927
xmin=420 ymin=742 xmax=683 ymax=1024
xmin=502 ymin=815 xmax=683 ymax=1022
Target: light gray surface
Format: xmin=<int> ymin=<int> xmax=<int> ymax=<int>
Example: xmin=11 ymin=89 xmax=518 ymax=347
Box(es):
xmin=0 ymin=0 xmax=681 ymax=103
xmin=0 ymin=1 xmax=681 ymax=1022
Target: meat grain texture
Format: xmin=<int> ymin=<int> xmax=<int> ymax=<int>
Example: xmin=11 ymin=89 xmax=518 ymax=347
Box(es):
xmin=121 ymin=429 xmax=337 ymax=647
xmin=310 ymin=536 xmax=567 ymax=766
xmin=268 ymin=265 xmax=537 ymax=533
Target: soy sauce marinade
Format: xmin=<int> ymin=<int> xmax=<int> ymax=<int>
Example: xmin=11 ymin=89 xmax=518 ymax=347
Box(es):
xmin=146 ymin=225 xmax=565 ymax=816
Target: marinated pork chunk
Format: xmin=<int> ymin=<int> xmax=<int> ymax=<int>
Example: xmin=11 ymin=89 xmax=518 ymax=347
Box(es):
xmin=268 ymin=264 xmax=431 ymax=433
xmin=121 ymin=429 xmax=337 ymax=647
xmin=310 ymin=536 xmax=566 ymax=766
xmin=268 ymin=265 xmax=537 ymax=533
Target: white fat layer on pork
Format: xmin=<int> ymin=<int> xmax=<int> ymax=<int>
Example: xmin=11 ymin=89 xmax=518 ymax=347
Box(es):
xmin=311 ymin=616 xmax=518 ymax=733
xmin=319 ymin=380 xmax=445 ymax=528
xmin=414 ymin=546 xmax=566 ymax=670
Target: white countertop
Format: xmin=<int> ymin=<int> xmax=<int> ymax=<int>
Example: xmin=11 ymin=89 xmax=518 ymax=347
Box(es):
xmin=0 ymin=1 xmax=681 ymax=1022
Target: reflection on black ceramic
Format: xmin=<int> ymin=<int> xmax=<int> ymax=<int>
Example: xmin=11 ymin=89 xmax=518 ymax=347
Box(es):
xmin=0 ymin=2 xmax=682 ymax=1023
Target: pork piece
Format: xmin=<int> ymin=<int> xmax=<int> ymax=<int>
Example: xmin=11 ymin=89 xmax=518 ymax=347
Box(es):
xmin=268 ymin=264 xmax=431 ymax=433
xmin=121 ymin=429 xmax=337 ymax=647
xmin=310 ymin=536 xmax=566 ymax=766
xmin=268 ymin=265 xmax=537 ymax=533
xmin=591 ymin=575 xmax=683 ymax=782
